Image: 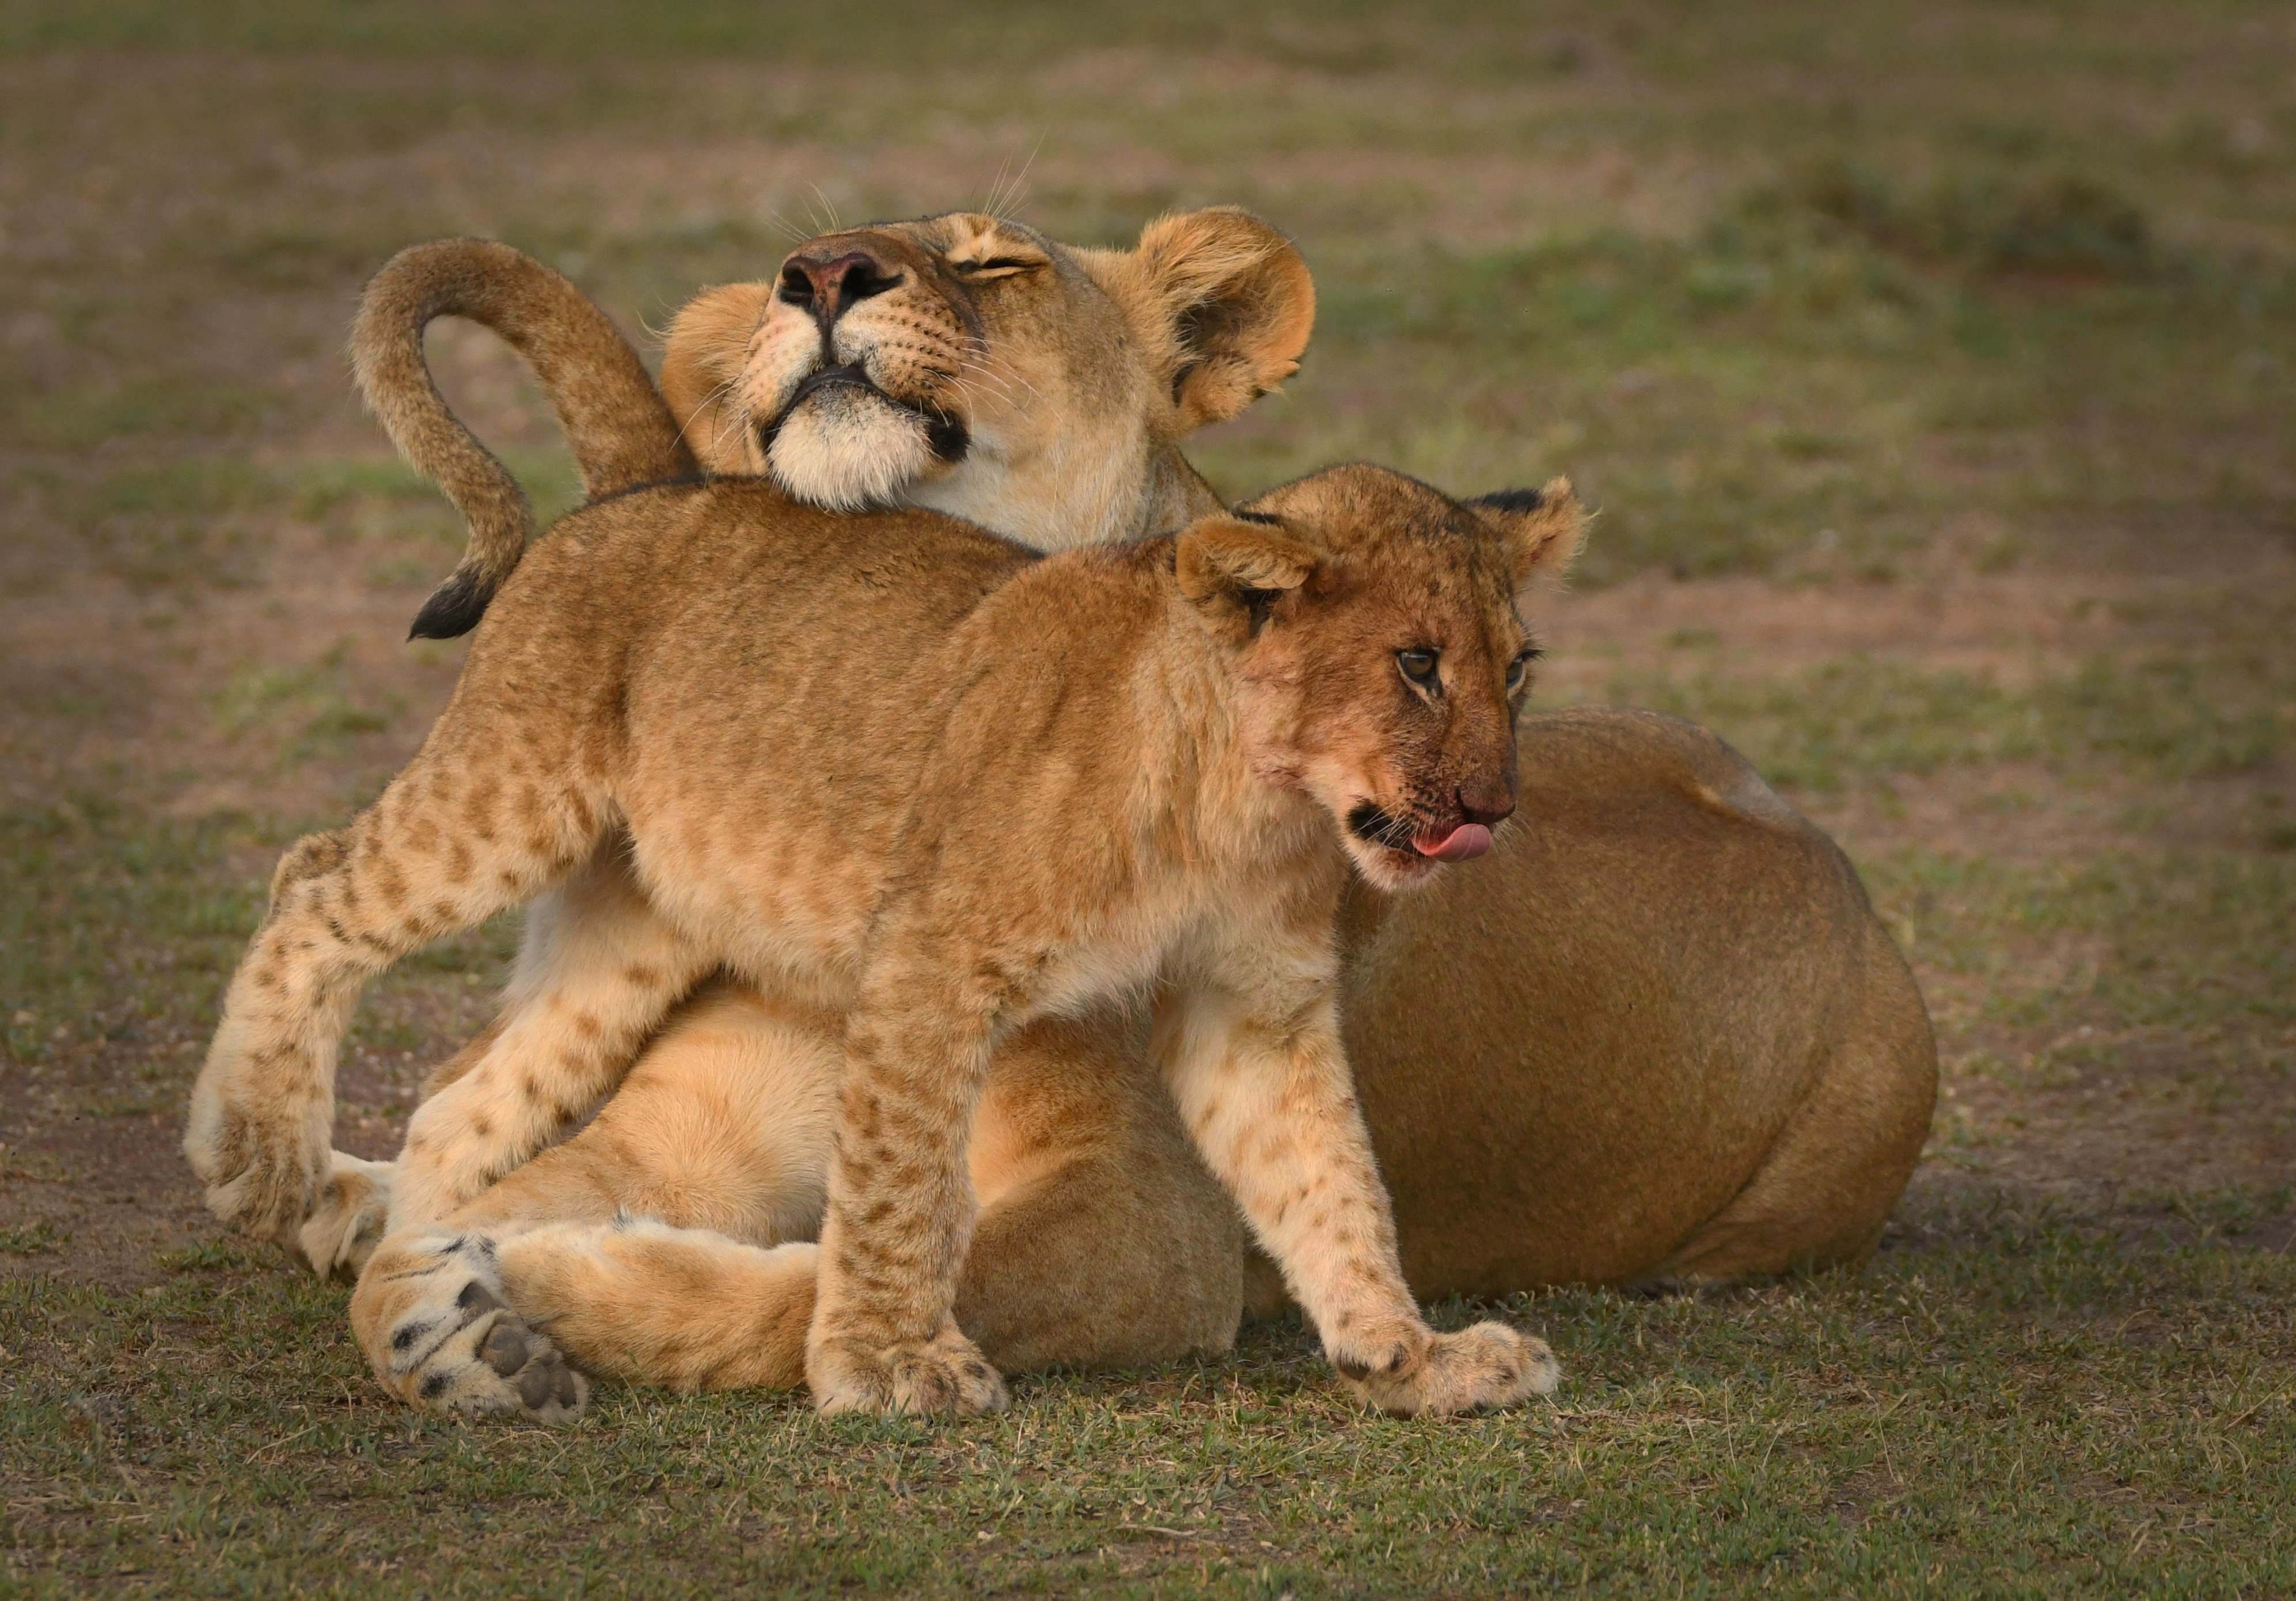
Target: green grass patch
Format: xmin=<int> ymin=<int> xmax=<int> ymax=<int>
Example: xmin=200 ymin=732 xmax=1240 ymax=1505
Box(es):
xmin=3 ymin=1196 xmax=2290 ymax=1596
xmin=1865 ymin=848 xmax=2296 ymax=1034
xmin=68 ymin=457 xmax=273 ymax=590
xmin=151 ymin=1239 xmax=251 ymax=1274
xmin=1606 ymin=652 xmax=2290 ymax=790
xmin=0 ymin=804 xmax=274 ymax=1069
xmin=211 ymin=643 xmax=397 ymax=764
xmin=0 ymin=1222 xmax=69 ymax=1257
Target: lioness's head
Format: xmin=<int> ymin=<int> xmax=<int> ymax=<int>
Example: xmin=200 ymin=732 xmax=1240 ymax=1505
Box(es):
xmin=661 ymin=208 xmax=1314 ymax=549
xmin=1176 ymin=466 xmax=1585 ymax=892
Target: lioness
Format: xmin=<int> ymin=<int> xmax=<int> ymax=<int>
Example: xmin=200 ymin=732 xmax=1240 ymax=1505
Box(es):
xmin=188 ymin=212 xmax=1934 ymax=1420
xmin=199 ymin=458 xmax=1577 ymax=1418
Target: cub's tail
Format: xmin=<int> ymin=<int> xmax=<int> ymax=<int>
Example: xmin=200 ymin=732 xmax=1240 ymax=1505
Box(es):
xmin=350 ymin=239 xmax=699 ymax=640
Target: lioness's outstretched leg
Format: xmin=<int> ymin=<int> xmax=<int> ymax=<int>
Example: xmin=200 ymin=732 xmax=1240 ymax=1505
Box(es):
xmin=1158 ymin=977 xmax=1561 ymax=1416
xmin=494 ymin=1141 xmax=1244 ymax=1400
xmin=352 ymin=996 xmax=1245 ymax=1417
xmin=351 ymin=982 xmax=837 ymax=1416
xmin=185 ymin=714 xmax=614 ymax=1240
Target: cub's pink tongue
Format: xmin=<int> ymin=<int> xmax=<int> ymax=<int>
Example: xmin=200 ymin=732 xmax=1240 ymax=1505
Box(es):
xmin=1413 ymin=823 xmax=1492 ymax=862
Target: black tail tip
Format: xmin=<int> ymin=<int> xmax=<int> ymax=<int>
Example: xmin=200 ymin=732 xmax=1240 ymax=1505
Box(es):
xmin=407 ymin=571 xmax=494 ymax=641
xmin=1467 ymin=487 xmax=1549 ymax=514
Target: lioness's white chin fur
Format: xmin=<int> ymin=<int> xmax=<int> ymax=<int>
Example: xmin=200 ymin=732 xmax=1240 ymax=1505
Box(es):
xmin=766 ymin=391 xmax=934 ymax=512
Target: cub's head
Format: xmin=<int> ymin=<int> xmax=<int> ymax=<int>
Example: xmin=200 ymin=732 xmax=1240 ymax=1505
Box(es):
xmin=1177 ymin=466 xmax=1585 ymax=891
xmin=661 ymin=208 xmax=1314 ymax=549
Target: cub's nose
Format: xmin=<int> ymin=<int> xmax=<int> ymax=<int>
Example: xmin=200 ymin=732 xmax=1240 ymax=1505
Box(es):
xmin=778 ymin=247 xmax=902 ymax=325
xmin=1455 ymin=779 xmax=1516 ymax=828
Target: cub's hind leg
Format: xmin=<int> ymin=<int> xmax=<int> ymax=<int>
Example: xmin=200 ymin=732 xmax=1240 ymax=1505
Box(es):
xmin=288 ymin=1015 xmax=514 ymax=1283
xmin=390 ymin=840 xmax=716 ymax=1232
xmin=186 ymin=714 xmax=612 ymax=1242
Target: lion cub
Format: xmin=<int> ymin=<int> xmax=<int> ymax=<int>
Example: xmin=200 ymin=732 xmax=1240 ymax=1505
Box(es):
xmin=191 ymin=462 xmax=1579 ymax=1417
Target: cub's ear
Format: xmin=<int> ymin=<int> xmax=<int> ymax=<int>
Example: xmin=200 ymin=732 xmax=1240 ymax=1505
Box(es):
xmin=1175 ymin=515 xmax=1323 ymax=615
xmin=1468 ymin=477 xmax=1586 ymax=592
xmin=660 ymin=281 xmax=776 ymax=475
xmin=1088 ymin=207 xmax=1316 ymax=437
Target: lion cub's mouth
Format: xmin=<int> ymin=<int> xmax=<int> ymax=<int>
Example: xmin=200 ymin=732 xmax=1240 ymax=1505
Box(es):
xmin=1345 ymin=803 xmax=1492 ymax=875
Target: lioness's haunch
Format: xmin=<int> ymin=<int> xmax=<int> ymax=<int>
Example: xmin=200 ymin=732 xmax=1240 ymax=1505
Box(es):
xmin=196 ymin=462 xmax=1580 ymax=1417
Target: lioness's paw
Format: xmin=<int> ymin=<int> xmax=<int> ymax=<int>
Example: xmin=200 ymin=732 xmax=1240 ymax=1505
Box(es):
xmin=289 ymin=1154 xmax=393 ymax=1281
xmin=367 ymin=1237 xmax=590 ymax=1424
xmin=1338 ymin=1320 xmax=1558 ymax=1416
xmin=809 ymin=1325 xmax=1008 ymax=1418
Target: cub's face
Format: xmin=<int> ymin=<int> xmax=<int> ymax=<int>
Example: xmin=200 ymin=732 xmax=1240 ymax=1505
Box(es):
xmin=662 ymin=208 xmax=1315 ymax=552
xmin=1178 ymin=467 xmax=1585 ymax=893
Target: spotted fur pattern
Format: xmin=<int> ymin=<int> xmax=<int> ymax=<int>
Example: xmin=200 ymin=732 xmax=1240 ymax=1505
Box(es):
xmin=195 ymin=463 xmax=1577 ymax=1419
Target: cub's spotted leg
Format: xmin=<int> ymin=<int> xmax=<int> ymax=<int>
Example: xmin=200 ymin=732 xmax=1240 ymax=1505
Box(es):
xmin=186 ymin=723 xmax=612 ymax=1242
xmin=390 ymin=844 xmax=716 ymax=1232
xmin=805 ymin=957 xmax=1009 ymax=1418
xmin=284 ymin=1011 xmax=519 ymax=1282
xmin=350 ymin=1232 xmax=588 ymax=1421
xmin=1157 ymin=978 xmax=1559 ymax=1416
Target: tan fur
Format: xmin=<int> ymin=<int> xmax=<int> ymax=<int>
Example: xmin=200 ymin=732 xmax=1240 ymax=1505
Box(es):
xmin=209 ymin=464 xmax=1577 ymax=1418
xmin=349 ymin=238 xmax=699 ymax=639
xmin=347 ymin=989 xmax=1246 ymax=1399
xmin=206 ymin=215 xmax=1931 ymax=1421
xmin=192 ymin=208 xmax=1316 ymax=1251
xmin=658 ymin=207 xmax=1311 ymax=551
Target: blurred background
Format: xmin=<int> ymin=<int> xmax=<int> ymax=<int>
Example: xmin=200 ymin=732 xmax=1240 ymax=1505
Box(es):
xmin=1 ymin=5 xmax=2291 ymax=1590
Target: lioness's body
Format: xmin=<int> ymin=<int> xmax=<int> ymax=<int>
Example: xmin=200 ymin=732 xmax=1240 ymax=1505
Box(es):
xmin=189 ymin=215 xmax=1933 ymax=1414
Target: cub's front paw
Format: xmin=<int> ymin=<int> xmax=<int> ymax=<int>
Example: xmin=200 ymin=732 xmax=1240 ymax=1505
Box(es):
xmin=183 ymin=1069 xmax=329 ymax=1242
xmin=1336 ymin=1319 xmax=1558 ymax=1416
xmin=808 ymin=1324 xmax=1008 ymax=1418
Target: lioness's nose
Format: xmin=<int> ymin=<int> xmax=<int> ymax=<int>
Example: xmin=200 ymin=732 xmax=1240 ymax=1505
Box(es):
xmin=1456 ymin=779 xmax=1515 ymax=828
xmin=779 ymin=248 xmax=901 ymax=325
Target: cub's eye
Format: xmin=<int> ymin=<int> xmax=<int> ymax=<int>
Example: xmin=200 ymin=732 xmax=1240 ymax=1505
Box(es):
xmin=1397 ymin=648 xmax=1441 ymax=691
xmin=1506 ymin=647 xmax=1541 ymax=693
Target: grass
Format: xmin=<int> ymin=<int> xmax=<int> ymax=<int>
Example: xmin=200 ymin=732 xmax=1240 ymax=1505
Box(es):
xmin=1604 ymin=651 xmax=2290 ymax=791
xmin=6 ymin=1207 xmax=2292 ymax=1598
xmin=5 ymin=0 xmax=2294 ymax=1594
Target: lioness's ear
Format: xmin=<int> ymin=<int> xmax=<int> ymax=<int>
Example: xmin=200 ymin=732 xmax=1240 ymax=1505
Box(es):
xmin=660 ymin=281 xmax=775 ymax=475
xmin=1175 ymin=515 xmax=1322 ymax=612
xmin=1468 ymin=477 xmax=1586 ymax=591
xmin=1091 ymin=207 xmax=1316 ymax=437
